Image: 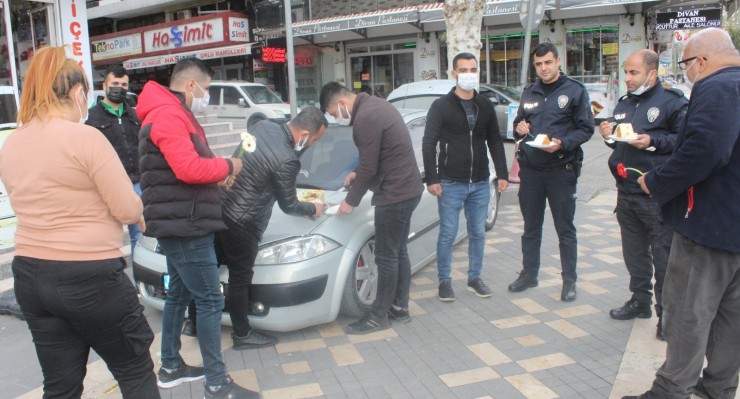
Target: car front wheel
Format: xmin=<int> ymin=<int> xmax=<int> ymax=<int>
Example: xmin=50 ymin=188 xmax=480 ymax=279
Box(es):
xmin=485 ymin=178 xmax=501 ymax=231
xmin=339 ymin=238 xmax=377 ymax=317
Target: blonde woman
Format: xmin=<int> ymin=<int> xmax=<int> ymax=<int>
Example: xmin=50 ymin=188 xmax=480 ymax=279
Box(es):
xmin=0 ymin=46 xmax=159 ymax=398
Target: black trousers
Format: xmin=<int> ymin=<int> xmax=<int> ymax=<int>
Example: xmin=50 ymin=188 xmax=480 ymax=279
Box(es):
xmin=370 ymin=195 xmax=421 ymax=318
xmin=615 ymin=191 xmax=673 ymax=315
xmin=12 ymin=256 xmax=159 ymax=399
xmin=518 ymin=166 xmax=578 ymax=281
xmin=217 ymin=219 xmax=261 ymax=337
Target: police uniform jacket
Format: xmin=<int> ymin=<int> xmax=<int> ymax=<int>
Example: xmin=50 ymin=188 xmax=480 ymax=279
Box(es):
xmin=606 ymin=82 xmax=687 ymax=194
xmin=514 ymin=73 xmax=594 ymax=170
xmin=86 ymin=100 xmax=141 ymax=183
xmin=220 ymin=120 xmax=316 ymax=240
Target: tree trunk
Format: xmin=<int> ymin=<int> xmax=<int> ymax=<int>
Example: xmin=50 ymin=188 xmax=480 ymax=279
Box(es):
xmin=444 ymin=0 xmax=486 ymax=78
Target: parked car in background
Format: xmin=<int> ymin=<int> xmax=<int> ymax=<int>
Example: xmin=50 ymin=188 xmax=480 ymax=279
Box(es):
xmin=570 ymin=75 xmax=617 ymax=123
xmin=386 ymin=80 xmax=521 ymax=140
xmin=207 ymin=81 xmax=293 ymax=129
xmin=132 ymin=109 xmax=501 ymax=332
xmin=93 ymin=90 xmax=139 ymax=109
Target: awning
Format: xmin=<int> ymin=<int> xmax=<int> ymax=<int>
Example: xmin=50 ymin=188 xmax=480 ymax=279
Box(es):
xmin=123 ymin=43 xmax=252 ymax=70
xmin=419 ymin=0 xmax=522 ymax=23
xmin=556 ymin=0 xmax=659 ymax=9
xmin=291 ymin=6 xmax=419 ymax=37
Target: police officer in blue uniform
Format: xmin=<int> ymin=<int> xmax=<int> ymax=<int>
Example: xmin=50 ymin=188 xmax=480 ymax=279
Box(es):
xmin=599 ymin=49 xmax=687 ymax=340
xmin=508 ymin=43 xmax=594 ymax=302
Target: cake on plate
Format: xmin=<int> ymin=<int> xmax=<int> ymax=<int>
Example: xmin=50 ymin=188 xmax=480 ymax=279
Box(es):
xmin=615 ymin=123 xmax=638 ymax=139
xmin=533 ymin=134 xmax=551 ymax=145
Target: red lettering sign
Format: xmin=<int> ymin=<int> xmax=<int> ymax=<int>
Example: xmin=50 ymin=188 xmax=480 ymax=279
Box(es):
xmin=263 ymin=47 xmax=286 ymax=63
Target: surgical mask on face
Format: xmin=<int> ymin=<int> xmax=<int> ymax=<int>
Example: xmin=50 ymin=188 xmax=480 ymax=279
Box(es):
xmin=294 ymin=134 xmax=309 ymax=152
xmin=335 ymin=103 xmax=351 ymax=126
xmin=106 ymin=86 xmax=128 ymax=104
xmin=457 ymin=73 xmax=478 ymax=92
xmin=630 ymin=71 xmax=653 ymax=96
xmin=684 ymin=62 xmax=701 ymax=89
xmin=77 ymin=90 xmax=88 ymax=124
xmin=190 ymin=81 xmax=210 ymax=114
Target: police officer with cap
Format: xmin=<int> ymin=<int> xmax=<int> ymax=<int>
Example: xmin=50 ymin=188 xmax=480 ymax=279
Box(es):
xmin=599 ymin=49 xmax=687 ymax=340
xmin=508 ymin=42 xmax=594 ymax=302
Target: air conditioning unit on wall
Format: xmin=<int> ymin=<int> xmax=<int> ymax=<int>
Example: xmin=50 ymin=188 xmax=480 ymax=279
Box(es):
xmin=176 ymin=10 xmax=193 ymax=20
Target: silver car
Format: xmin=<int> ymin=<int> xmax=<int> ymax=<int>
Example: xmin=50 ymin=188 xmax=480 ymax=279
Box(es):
xmin=132 ymin=109 xmax=501 ymax=332
xmin=386 ymin=80 xmax=521 ymax=140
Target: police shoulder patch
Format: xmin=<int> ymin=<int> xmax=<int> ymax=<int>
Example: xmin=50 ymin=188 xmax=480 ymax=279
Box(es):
xmin=666 ymin=88 xmax=685 ymax=98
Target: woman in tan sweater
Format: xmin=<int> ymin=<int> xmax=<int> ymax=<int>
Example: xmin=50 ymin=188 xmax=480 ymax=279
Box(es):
xmin=0 ymin=47 xmax=160 ymax=398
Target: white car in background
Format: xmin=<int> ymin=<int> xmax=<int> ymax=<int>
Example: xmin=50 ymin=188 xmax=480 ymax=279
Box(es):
xmin=206 ymin=81 xmax=294 ymax=129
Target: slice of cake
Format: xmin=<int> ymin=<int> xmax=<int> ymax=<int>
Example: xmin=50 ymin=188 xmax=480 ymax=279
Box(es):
xmin=615 ymin=123 xmax=637 ymax=139
xmin=533 ymin=134 xmax=550 ymax=145
xmin=300 ymin=189 xmax=325 ymax=203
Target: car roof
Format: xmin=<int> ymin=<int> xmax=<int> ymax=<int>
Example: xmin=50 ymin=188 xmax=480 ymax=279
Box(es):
xmin=387 ymin=80 xmax=456 ymax=102
xmin=210 ymin=81 xmax=266 ymax=87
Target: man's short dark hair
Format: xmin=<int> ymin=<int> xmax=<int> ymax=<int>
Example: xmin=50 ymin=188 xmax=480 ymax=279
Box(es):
xmin=642 ymin=51 xmax=659 ymax=72
xmin=532 ymin=43 xmax=558 ymax=59
xmin=104 ymin=65 xmax=128 ymax=80
xmin=172 ymin=57 xmax=215 ymax=82
xmin=452 ymin=52 xmax=477 ymax=70
xmin=292 ymin=106 xmax=329 ymax=135
xmin=319 ymin=82 xmax=352 ymax=113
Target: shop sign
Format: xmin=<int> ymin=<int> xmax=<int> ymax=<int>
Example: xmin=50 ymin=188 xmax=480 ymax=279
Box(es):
xmin=293 ymin=10 xmax=416 ymax=36
xmin=262 ymin=47 xmax=286 ymax=63
xmin=59 ymin=0 xmax=93 ymax=102
xmin=145 ymin=18 xmax=225 ymax=51
xmin=229 ymin=17 xmax=250 ymax=42
xmin=655 ymin=8 xmax=721 ymax=31
xmin=92 ymin=33 xmax=143 ymax=61
xmin=602 ymin=43 xmax=618 ymax=56
xmin=123 ymin=44 xmax=250 ymax=70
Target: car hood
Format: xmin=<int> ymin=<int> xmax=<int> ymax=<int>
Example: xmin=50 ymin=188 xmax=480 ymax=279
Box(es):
xmin=260 ymin=189 xmax=365 ymax=248
xmin=260 ymin=103 xmax=292 ymax=115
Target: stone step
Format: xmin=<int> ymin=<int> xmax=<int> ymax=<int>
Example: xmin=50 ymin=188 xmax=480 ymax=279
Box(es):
xmin=206 ymin=131 xmax=243 ymax=146
xmin=201 ymin=121 xmax=234 ymax=134
xmin=210 ymin=141 xmax=240 ymax=157
xmin=194 ymin=114 xmax=221 ymax=124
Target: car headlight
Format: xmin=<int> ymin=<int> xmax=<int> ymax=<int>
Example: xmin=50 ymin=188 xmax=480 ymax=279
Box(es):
xmin=137 ymin=235 xmax=160 ymax=253
xmin=273 ymin=109 xmax=286 ymax=118
xmin=256 ymin=235 xmax=340 ymax=265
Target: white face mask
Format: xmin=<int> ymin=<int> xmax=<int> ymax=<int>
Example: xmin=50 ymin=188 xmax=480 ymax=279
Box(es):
xmin=77 ymin=89 xmax=88 ymax=124
xmin=335 ymin=103 xmax=351 ymax=126
xmin=684 ymin=61 xmax=701 ymax=89
xmin=294 ymin=134 xmax=309 ymax=152
xmin=190 ymin=81 xmax=210 ymax=114
xmin=630 ymin=71 xmax=653 ymax=96
xmin=457 ymin=73 xmax=478 ymax=92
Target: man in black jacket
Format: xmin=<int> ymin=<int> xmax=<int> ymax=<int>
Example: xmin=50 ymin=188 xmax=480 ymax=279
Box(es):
xmin=320 ymin=82 xmax=424 ymax=335
xmin=508 ymin=43 xmax=594 ymax=302
xmin=422 ymin=52 xmax=509 ymax=302
xmin=86 ymin=65 xmax=141 ymax=255
xmin=218 ymin=107 xmax=328 ymax=349
xmin=598 ymin=49 xmax=687 ymax=340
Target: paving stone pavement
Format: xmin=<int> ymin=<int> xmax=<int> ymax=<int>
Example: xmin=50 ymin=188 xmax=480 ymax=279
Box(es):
xmin=2 ymin=186 xmax=737 ymax=399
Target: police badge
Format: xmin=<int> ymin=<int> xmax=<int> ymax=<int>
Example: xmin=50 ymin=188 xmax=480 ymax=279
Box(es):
xmin=647 ymin=107 xmax=660 ymax=123
xmin=558 ymin=95 xmax=569 ymax=109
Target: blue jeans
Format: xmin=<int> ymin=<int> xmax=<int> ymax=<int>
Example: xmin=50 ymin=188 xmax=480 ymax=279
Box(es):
xmin=436 ymin=180 xmax=490 ymax=283
xmin=128 ymin=183 xmax=142 ymax=255
xmin=158 ymin=234 xmax=226 ymax=387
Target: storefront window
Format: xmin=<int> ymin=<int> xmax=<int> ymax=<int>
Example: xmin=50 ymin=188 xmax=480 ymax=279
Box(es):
xmin=348 ymin=43 xmax=415 ymax=98
xmin=482 ymin=32 xmax=539 ymax=87
xmin=566 ymin=27 xmax=619 ymax=84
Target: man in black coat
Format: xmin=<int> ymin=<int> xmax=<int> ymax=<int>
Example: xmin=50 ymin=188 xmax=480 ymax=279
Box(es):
xmin=218 ymin=107 xmax=328 ymax=349
xmin=508 ymin=43 xmax=594 ymax=302
xmin=86 ymin=64 xmax=141 ymax=254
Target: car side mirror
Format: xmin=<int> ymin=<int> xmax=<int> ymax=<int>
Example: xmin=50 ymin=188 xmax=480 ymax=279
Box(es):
xmin=238 ymin=98 xmax=248 ymax=107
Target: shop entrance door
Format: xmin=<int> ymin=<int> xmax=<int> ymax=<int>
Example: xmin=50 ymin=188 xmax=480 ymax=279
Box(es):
xmin=213 ymin=64 xmax=243 ymax=81
xmin=349 ymin=52 xmax=413 ymax=98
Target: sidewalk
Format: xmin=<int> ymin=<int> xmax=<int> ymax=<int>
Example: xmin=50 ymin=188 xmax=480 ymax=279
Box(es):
xmin=1 ymin=187 xmax=735 ymax=399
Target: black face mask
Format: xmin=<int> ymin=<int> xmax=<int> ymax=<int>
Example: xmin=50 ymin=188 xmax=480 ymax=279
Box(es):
xmin=106 ymin=86 xmax=127 ymax=104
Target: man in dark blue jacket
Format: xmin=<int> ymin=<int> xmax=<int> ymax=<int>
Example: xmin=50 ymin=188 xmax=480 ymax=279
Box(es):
xmin=598 ymin=49 xmax=687 ymax=340
xmin=422 ymin=52 xmax=509 ymax=302
xmin=623 ymin=28 xmax=740 ymax=399
xmin=508 ymin=43 xmax=594 ymax=302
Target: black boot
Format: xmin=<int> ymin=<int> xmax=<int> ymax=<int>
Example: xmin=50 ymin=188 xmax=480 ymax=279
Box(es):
xmin=609 ymin=298 xmax=652 ymax=320
xmin=656 ymin=317 xmax=664 ymax=341
xmin=181 ymin=318 xmax=197 ymax=337
xmin=508 ymin=272 xmax=538 ymax=293
xmin=232 ymin=329 xmax=278 ymax=350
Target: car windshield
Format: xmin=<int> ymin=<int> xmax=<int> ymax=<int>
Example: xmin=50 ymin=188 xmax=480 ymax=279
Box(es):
xmin=297 ymin=125 xmax=358 ymax=191
xmin=491 ymin=85 xmax=522 ymax=101
xmin=241 ymin=86 xmax=283 ymax=105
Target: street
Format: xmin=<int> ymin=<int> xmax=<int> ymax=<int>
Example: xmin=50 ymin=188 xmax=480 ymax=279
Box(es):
xmin=0 ymin=131 xmax=728 ymax=399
